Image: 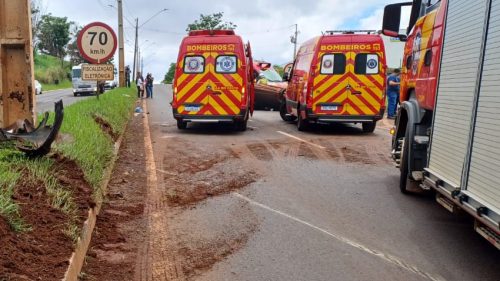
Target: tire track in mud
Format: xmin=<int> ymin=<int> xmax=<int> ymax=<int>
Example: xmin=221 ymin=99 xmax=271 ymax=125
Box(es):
xmin=141 ymin=106 xmax=261 ymax=281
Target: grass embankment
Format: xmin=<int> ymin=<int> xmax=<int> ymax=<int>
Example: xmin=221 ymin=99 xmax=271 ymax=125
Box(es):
xmin=0 ymin=87 xmax=136 ymax=237
xmin=34 ymin=54 xmax=72 ymax=91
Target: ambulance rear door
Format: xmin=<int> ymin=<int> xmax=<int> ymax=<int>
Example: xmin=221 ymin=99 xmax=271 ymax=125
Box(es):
xmin=348 ymin=39 xmax=385 ymax=116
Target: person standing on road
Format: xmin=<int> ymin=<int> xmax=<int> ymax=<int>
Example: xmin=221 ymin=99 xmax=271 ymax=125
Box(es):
xmin=136 ymin=73 xmax=144 ymax=98
xmin=125 ymin=66 xmax=131 ymax=88
xmin=387 ymin=68 xmax=401 ymax=119
xmin=146 ymin=73 xmax=154 ymax=99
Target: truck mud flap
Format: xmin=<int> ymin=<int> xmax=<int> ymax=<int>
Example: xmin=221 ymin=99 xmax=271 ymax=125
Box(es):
xmin=0 ymin=100 xmax=64 ymax=157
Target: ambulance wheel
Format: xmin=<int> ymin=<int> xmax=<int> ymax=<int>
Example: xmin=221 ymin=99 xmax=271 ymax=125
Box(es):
xmin=235 ymin=120 xmax=247 ymax=131
xmin=399 ymin=126 xmax=411 ymax=194
xmin=362 ymin=121 xmax=377 ymax=133
xmin=297 ymin=110 xmax=309 ymax=131
xmin=280 ymin=101 xmax=296 ymax=122
xmin=177 ymin=119 xmax=187 ymax=130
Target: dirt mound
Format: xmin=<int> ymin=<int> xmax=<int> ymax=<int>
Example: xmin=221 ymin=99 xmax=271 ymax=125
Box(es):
xmin=0 ymin=157 xmax=94 ymax=281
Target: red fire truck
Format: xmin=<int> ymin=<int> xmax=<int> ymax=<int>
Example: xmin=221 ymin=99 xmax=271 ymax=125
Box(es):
xmin=383 ymin=0 xmax=499 ymax=248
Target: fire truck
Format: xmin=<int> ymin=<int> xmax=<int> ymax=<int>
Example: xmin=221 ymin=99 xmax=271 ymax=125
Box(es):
xmin=383 ymin=0 xmax=500 ymax=248
xmin=171 ymin=30 xmax=255 ymax=131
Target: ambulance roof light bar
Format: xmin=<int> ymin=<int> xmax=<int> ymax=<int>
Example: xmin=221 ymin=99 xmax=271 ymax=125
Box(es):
xmin=324 ymin=30 xmax=380 ymax=35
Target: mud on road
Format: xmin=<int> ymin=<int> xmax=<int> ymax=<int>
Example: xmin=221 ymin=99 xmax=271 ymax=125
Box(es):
xmin=81 ymin=98 xmax=398 ymax=281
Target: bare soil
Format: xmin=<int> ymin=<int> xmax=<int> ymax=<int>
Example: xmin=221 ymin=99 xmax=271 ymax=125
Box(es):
xmin=0 ymin=157 xmax=94 ymax=281
xmin=80 ymin=114 xmax=148 ymax=281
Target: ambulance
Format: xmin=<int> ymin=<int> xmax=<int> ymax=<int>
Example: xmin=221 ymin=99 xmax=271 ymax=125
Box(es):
xmin=281 ymin=31 xmax=387 ymax=132
xmin=172 ymin=30 xmax=255 ymax=131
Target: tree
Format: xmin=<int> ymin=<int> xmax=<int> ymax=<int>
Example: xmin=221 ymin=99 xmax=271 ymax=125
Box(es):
xmin=66 ymin=24 xmax=85 ymax=65
xmin=274 ymin=65 xmax=285 ymax=77
xmin=186 ymin=12 xmax=237 ymax=32
xmin=31 ymin=0 xmax=46 ymax=50
xmin=163 ymin=63 xmax=176 ymax=84
xmin=38 ymin=14 xmax=72 ymax=64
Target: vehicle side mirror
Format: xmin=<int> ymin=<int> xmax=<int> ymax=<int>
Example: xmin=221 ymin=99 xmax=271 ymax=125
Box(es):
xmin=382 ymin=2 xmax=411 ymax=41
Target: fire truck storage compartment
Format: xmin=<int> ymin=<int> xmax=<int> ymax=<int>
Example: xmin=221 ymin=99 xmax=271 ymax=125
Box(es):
xmin=465 ymin=0 xmax=500 ymax=215
xmin=427 ymin=0 xmax=500 ymax=225
xmin=427 ymin=0 xmax=489 ymax=188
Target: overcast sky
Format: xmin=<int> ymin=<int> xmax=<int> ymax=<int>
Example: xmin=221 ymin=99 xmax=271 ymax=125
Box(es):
xmin=43 ymin=0 xmax=405 ymax=81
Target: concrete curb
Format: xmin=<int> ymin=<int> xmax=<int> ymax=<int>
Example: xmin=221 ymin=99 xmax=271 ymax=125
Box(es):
xmin=62 ymin=123 xmax=128 ymax=281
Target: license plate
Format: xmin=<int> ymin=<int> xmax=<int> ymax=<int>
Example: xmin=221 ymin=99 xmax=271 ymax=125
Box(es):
xmin=184 ymin=106 xmax=200 ymax=112
xmin=321 ymin=105 xmax=338 ymax=111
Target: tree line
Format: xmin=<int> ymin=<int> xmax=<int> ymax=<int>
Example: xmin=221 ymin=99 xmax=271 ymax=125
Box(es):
xmin=31 ymin=0 xmax=85 ymax=65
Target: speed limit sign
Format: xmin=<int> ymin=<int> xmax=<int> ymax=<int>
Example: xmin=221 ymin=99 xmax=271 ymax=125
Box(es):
xmin=77 ymin=22 xmax=117 ymax=64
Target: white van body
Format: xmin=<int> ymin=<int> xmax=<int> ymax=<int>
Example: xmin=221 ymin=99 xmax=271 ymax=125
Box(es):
xmin=72 ymin=64 xmax=97 ymax=96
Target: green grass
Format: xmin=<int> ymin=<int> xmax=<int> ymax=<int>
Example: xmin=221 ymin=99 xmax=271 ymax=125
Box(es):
xmin=34 ymin=54 xmax=72 ymax=89
xmin=41 ymin=79 xmax=72 ymax=91
xmin=0 ymin=86 xmax=136 ymax=236
xmin=55 ymin=87 xmax=136 ymax=197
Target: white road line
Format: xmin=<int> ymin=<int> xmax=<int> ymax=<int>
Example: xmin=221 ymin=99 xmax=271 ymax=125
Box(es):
xmin=233 ymin=193 xmax=446 ymax=281
xmin=248 ymin=126 xmax=258 ymax=130
xmin=276 ymin=131 xmax=326 ymax=150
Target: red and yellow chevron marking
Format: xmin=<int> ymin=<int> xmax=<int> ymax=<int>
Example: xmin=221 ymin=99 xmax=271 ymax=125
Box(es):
xmin=312 ymin=51 xmax=385 ymax=116
xmin=175 ymin=52 xmax=245 ymax=116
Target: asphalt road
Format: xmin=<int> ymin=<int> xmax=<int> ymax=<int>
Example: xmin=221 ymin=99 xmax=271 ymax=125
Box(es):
xmin=144 ymin=84 xmax=499 ymax=281
xmin=35 ymin=88 xmax=91 ymax=113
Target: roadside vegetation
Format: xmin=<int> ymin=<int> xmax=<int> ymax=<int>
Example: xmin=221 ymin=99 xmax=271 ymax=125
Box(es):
xmin=55 ymin=87 xmax=136 ymax=193
xmin=34 ymin=54 xmax=72 ymax=91
xmin=0 ymin=87 xmax=136 ymax=237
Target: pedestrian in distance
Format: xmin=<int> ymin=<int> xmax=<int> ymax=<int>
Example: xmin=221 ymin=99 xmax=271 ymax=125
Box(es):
xmin=146 ymin=73 xmax=154 ymax=99
xmin=136 ymin=73 xmax=144 ymax=98
xmin=387 ymin=68 xmax=401 ymax=119
xmin=125 ymin=65 xmax=131 ymax=88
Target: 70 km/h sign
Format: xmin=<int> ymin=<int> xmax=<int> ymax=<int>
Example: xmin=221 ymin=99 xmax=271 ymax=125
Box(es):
xmin=78 ymin=22 xmax=117 ymax=64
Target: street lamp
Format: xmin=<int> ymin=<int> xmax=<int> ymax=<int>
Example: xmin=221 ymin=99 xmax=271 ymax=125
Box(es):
xmin=133 ymin=8 xmax=168 ymax=81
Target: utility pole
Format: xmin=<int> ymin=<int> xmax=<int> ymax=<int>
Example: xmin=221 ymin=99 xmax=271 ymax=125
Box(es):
xmin=132 ymin=18 xmax=138 ymax=81
xmin=290 ymin=24 xmax=299 ymax=60
xmin=117 ymin=0 xmax=125 ymax=87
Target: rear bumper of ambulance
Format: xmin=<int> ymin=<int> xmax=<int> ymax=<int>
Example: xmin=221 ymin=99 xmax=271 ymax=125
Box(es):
xmin=173 ymin=109 xmax=247 ymax=123
xmin=304 ymin=107 xmax=385 ymax=123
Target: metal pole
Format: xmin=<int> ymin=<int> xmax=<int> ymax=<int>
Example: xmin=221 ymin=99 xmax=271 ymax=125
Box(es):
xmin=117 ymin=0 xmax=125 ymax=87
xmin=293 ymin=24 xmax=298 ymax=59
xmin=132 ymin=18 xmax=138 ymax=82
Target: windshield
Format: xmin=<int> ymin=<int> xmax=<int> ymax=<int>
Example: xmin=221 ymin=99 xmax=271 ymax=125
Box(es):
xmin=260 ymin=68 xmax=282 ymax=82
xmin=72 ymin=69 xmax=81 ymax=79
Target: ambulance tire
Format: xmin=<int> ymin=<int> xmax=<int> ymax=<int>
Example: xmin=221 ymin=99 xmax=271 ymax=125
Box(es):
xmin=235 ymin=120 xmax=247 ymax=131
xmin=297 ymin=110 xmax=309 ymax=131
xmin=280 ymin=101 xmax=296 ymax=122
xmin=362 ymin=121 xmax=377 ymax=133
xmin=177 ymin=119 xmax=187 ymax=130
xmin=399 ymin=126 xmax=411 ymax=194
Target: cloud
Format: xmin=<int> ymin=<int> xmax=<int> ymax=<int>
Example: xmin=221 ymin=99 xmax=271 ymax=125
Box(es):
xmin=42 ymin=0 xmax=403 ymax=80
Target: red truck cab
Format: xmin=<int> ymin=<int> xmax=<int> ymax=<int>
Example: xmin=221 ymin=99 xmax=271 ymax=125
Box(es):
xmin=382 ymin=0 xmax=447 ymax=193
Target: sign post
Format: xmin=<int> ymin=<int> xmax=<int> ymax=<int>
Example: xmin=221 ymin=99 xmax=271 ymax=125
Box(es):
xmin=77 ymin=22 xmax=117 ymax=99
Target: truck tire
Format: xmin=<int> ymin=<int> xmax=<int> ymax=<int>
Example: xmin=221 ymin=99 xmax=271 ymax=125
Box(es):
xmin=362 ymin=121 xmax=377 ymax=133
xmin=177 ymin=119 xmax=187 ymax=130
xmin=297 ymin=110 xmax=309 ymax=131
xmin=399 ymin=125 xmax=411 ymax=194
xmin=280 ymin=101 xmax=296 ymax=122
xmin=235 ymin=120 xmax=248 ymax=131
